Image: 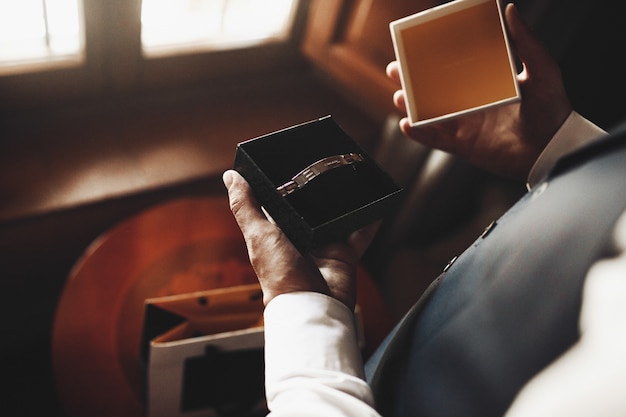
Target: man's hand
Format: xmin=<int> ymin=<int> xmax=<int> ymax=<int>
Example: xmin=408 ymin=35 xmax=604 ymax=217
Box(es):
xmin=223 ymin=170 xmax=378 ymax=310
xmin=388 ymin=3 xmax=572 ymax=181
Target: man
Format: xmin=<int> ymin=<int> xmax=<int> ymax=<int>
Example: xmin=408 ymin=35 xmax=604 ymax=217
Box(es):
xmin=223 ymin=3 xmax=625 ymax=416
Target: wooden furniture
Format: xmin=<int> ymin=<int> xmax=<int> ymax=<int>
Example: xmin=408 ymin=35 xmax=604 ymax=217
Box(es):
xmin=52 ymin=196 xmax=392 ymax=417
xmin=301 ymin=0 xmax=439 ymax=122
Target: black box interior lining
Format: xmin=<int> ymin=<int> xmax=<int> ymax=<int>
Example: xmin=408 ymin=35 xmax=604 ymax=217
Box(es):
xmin=235 ymin=116 xmax=402 ymax=251
xmin=238 ymin=117 xmax=398 ymax=227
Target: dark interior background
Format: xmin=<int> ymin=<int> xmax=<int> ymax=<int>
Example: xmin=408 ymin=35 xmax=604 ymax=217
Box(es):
xmin=1 ymin=0 xmax=624 ymax=415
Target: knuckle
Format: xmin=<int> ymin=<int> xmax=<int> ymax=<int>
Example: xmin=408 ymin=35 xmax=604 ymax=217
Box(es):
xmin=228 ymin=191 xmax=245 ymax=217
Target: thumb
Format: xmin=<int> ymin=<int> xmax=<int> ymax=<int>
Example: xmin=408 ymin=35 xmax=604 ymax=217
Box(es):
xmin=223 ymin=170 xmax=267 ymax=239
xmin=505 ymin=3 xmax=555 ymax=80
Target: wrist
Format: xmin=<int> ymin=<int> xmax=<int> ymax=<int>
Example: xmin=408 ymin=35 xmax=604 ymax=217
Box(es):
xmin=261 ymin=281 xmax=330 ymax=306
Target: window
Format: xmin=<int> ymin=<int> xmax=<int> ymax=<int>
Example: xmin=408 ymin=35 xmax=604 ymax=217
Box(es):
xmin=0 ymin=0 xmax=305 ymax=108
xmin=0 ymin=0 xmax=298 ymax=72
xmin=141 ymin=0 xmax=298 ymax=57
xmin=0 ymin=0 xmax=84 ymax=75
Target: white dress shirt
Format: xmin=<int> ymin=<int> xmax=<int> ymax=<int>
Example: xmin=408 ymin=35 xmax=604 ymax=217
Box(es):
xmin=526 ymin=111 xmax=607 ymax=189
xmin=264 ymin=112 xmax=619 ymax=416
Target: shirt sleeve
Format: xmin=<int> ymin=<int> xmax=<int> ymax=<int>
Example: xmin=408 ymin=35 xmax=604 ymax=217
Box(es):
xmin=526 ymin=111 xmax=607 ymax=190
xmin=504 ymin=209 xmax=626 ymax=417
xmin=263 ymin=292 xmax=381 ymax=417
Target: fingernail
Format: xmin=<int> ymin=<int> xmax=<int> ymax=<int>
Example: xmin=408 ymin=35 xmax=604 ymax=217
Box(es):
xmin=222 ymin=170 xmax=234 ymax=190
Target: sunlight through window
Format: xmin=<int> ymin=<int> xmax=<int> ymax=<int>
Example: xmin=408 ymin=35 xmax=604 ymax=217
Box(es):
xmin=0 ymin=0 xmax=84 ymax=74
xmin=141 ymin=0 xmax=298 ymax=56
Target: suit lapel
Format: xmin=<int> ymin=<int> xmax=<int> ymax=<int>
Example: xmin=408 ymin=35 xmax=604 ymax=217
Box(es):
xmin=365 ymin=119 xmax=626 ymax=414
xmin=549 ymin=121 xmax=626 ymax=180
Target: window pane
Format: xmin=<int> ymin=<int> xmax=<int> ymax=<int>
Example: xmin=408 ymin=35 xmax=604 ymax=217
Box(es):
xmin=141 ymin=0 xmax=298 ymax=56
xmin=0 ymin=0 xmax=84 ymax=74
xmin=47 ymin=0 xmax=82 ymax=54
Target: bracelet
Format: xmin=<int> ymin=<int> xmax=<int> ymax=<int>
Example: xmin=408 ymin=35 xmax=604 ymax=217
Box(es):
xmin=276 ymin=153 xmax=365 ymax=197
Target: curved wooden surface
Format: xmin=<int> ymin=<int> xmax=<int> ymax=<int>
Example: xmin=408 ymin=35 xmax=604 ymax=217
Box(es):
xmin=52 ymin=196 xmax=392 ymax=417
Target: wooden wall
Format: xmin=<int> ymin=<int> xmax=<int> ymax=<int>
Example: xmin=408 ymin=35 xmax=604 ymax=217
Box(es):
xmin=0 ymin=70 xmax=379 ymax=415
xmin=302 ymin=0 xmax=440 ymax=122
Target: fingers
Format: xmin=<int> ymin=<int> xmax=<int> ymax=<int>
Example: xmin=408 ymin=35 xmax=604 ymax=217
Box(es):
xmin=399 ymin=117 xmax=414 ymax=137
xmin=348 ymin=221 xmax=381 ymax=258
xmin=386 ymin=61 xmax=408 ymax=114
xmin=386 ymin=61 xmax=400 ymax=82
xmin=393 ymin=90 xmax=407 ymax=112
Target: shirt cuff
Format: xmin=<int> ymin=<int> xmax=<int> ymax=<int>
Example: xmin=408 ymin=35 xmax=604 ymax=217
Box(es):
xmin=264 ymin=291 xmax=366 ymax=385
xmin=526 ymin=111 xmax=607 ymax=190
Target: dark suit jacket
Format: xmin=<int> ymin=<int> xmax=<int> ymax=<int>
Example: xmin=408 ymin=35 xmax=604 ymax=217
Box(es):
xmin=366 ymin=123 xmax=626 ymax=417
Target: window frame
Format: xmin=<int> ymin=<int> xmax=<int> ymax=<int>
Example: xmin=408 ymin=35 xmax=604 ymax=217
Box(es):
xmin=0 ymin=0 xmax=309 ymax=111
xmin=300 ymin=0 xmax=439 ymax=122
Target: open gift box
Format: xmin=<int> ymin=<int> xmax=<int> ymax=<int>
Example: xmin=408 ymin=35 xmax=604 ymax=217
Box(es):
xmin=234 ymin=116 xmax=403 ymax=253
xmin=140 ymin=282 xmax=366 ymax=417
xmin=140 ymin=284 xmax=266 ymax=417
xmin=390 ymin=0 xmax=520 ymax=127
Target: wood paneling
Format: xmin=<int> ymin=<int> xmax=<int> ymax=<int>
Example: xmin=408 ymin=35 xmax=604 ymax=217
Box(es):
xmin=302 ymin=0 xmax=439 ymax=122
xmin=0 ymin=72 xmax=378 ymax=224
xmin=0 ymin=71 xmax=379 ymax=416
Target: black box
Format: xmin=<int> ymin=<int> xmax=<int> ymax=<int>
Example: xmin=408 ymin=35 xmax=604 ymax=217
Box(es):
xmin=234 ymin=116 xmax=403 ymax=253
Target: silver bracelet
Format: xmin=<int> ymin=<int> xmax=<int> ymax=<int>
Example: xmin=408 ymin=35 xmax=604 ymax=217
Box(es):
xmin=276 ymin=153 xmax=365 ymax=197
